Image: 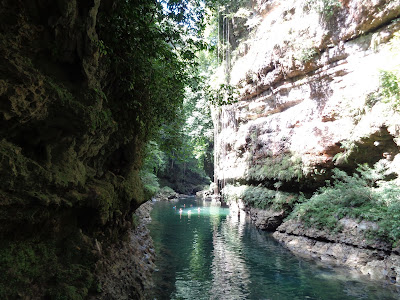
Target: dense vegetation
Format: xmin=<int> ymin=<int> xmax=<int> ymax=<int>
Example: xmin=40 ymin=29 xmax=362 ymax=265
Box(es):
xmin=288 ymin=164 xmax=400 ymax=246
xmin=140 ymin=0 xmax=252 ymax=195
xmin=222 ymin=184 xmax=299 ymax=211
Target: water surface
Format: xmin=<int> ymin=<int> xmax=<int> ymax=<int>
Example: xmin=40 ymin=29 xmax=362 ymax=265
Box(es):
xmin=149 ymin=197 xmax=400 ymax=300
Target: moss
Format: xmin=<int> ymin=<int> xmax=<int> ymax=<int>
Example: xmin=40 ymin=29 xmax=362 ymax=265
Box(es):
xmin=140 ymin=170 xmax=160 ymax=199
xmin=0 ymin=139 xmax=52 ymax=192
xmin=294 ymin=47 xmax=318 ymax=63
xmin=0 ymin=232 xmax=96 ymax=300
xmin=87 ymin=179 xmax=118 ymax=226
xmin=0 ymin=240 xmax=55 ymax=298
xmin=122 ymin=170 xmax=146 ymax=206
xmin=222 ymin=184 xmax=299 ymax=211
xmin=0 ymin=1 xmax=166 ymax=298
xmin=247 ymin=153 xmax=304 ymax=183
xmin=287 ymin=165 xmax=400 ymax=245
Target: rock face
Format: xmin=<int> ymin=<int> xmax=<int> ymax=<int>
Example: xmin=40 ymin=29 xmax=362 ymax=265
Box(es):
xmin=0 ymin=1 xmax=153 ymax=298
xmin=215 ymin=0 xmax=400 ymax=190
xmin=214 ymin=0 xmax=400 ymax=285
xmin=273 ymin=219 xmax=400 ymax=283
xmin=91 ymin=201 xmax=155 ymax=300
xmin=245 ymin=207 xmax=286 ymax=231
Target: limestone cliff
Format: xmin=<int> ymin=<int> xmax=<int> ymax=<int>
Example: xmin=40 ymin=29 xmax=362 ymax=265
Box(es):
xmin=0 ymin=1 xmax=155 ymax=298
xmin=215 ymin=0 xmax=400 ymax=190
xmin=214 ymin=0 xmax=400 ymax=284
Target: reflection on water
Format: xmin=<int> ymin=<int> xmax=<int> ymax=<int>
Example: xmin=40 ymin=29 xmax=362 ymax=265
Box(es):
xmin=149 ymin=197 xmax=400 ymax=300
xmin=210 ymin=213 xmax=251 ymax=300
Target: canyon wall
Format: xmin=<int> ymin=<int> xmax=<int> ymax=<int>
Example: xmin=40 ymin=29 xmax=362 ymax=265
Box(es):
xmin=214 ymin=0 xmax=400 ymax=284
xmin=0 ymin=1 xmax=156 ymax=298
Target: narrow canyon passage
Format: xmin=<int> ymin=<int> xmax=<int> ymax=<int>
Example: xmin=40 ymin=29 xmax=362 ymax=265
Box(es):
xmin=148 ymin=197 xmax=399 ymax=300
xmin=2 ymin=1 xmax=400 ymax=298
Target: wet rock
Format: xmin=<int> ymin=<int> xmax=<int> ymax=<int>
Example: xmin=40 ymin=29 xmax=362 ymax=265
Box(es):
xmin=273 ymin=218 xmax=400 ymax=284
xmin=91 ymin=201 xmax=155 ymax=300
xmin=276 ymin=218 xmax=392 ymax=251
xmin=246 ymin=207 xmax=286 ymax=231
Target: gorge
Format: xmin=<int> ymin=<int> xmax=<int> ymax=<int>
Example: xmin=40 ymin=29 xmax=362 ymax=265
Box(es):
xmin=1 ymin=0 xmax=400 ymax=299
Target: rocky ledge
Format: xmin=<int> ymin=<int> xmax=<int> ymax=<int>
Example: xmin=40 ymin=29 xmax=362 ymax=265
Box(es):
xmin=271 ymin=218 xmax=400 ymax=284
xmin=245 ymin=207 xmax=286 ymax=231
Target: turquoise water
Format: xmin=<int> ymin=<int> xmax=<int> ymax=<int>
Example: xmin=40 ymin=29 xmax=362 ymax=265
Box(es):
xmin=149 ymin=197 xmax=400 ymax=300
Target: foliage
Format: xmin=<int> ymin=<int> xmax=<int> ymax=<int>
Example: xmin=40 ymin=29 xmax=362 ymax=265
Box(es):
xmin=248 ymin=154 xmax=304 ymax=182
xmin=288 ymin=163 xmax=400 ymax=245
xmin=333 ymin=140 xmax=358 ymax=164
xmin=222 ymin=184 xmax=299 ymax=211
xmin=305 ymin=0 xmax=342 ymax=18
xmin=184 ymin=82 xmax=214 ymax=170
xmin=98 ymin=0 xmax=196 ymax=140
xmin=379 ymin=70 xmax=400 ymax=110
xmin=140 ymin=170 xmax=161 ymax=198
xmin=97 ymin=0 xmax=221 ymax=197
xmin=142 ymin=141 xmax=167 ymax=175
xmin=295 ymin=47 xmax=318 ymax=63
xmin=205 ymin=83 xmax=240 ymax=105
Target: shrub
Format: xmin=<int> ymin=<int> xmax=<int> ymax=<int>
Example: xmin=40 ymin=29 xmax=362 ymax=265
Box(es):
xmin=222 ymin=184 xmax=298 ymax=211
xmin=379 ymin=70 xmax=400 ymax=110
xmin=155 ymin=186 xmax=177 ymax=200
xmin=295 ymin=47 xmax=318 ymax=63
xmin=139 ymin=170 xmax=160 ymax=199
xmin=305 ymin=0 xmax=342 ymax=18
xmin=248 ymin=154 xmax=303 ymax=182
xmin=288 ymin=163 xmax=400 ymax=245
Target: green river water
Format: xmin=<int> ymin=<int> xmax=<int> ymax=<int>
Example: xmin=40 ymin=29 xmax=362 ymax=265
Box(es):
xmin=149 ymin=197 xmax=400 ymax=300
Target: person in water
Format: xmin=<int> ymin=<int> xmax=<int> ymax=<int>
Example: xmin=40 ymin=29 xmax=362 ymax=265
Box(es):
xmin=179 ymin=208 xmax=183 ymax=213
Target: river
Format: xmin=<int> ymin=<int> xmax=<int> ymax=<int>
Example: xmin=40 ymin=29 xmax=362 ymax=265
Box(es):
xmin=148 ymin=197 xmax=399 ymax=300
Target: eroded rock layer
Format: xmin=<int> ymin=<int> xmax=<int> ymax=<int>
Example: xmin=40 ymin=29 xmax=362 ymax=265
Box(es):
xmin=274 ymin=219 xmax=400 ymax=283
xmin=215 ymin=0 xmax=400 ymax=284
xmin=215 ymin=0 xmax=400 ymax=188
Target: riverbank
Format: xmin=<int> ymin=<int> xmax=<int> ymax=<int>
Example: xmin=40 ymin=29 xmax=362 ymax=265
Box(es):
xmin=91 ymin=201 xmax=155 ymax=300
xmin=234 ymin=203 xmax=400 ymax=287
